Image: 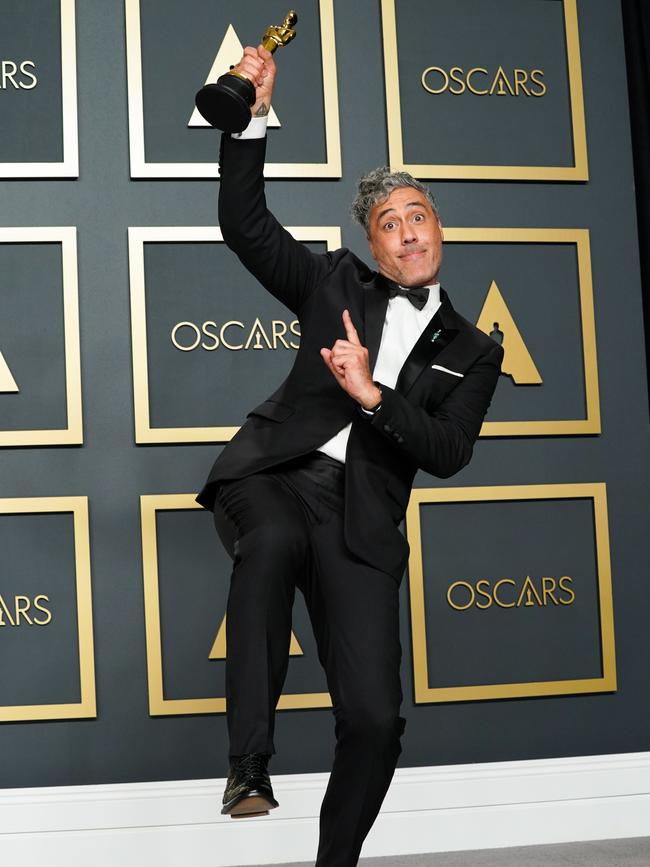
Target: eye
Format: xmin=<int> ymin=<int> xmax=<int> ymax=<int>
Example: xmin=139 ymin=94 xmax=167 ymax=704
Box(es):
xmin=383 ymin=221 xmax=396 ymax=231
xmin=413 ymin=213 xmax=425 ymax=222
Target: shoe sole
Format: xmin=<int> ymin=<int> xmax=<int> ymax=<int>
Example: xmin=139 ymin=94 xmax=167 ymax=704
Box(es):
xmin=222 ymin=792 xmax=279 ymax=818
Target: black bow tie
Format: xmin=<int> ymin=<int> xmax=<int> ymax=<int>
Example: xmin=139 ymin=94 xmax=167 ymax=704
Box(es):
xmin=385 ymin=281 xmax=430 ymax=311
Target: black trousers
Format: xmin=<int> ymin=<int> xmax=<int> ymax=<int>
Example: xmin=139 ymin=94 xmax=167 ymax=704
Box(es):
xmin=212 ymin=450 xmax=407 ymax=867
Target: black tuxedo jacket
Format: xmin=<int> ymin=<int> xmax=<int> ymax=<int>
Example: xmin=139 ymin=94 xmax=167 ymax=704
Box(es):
xmin=196 ymin=133 xmax=504 ymax=581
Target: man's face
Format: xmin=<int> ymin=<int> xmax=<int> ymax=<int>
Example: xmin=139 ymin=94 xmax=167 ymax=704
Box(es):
xmin=367 ymin=186 xmax=444 ymax=288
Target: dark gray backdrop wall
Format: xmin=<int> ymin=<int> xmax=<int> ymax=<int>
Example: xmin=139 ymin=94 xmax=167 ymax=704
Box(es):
xmin=1 ymin=0 xmax=649 ymax=788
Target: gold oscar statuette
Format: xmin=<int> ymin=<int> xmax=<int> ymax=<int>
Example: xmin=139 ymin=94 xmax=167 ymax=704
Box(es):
xmin=195 ymin=11 xmax=298 ymax=133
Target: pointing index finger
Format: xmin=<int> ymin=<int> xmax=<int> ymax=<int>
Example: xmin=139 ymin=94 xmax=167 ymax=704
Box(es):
xmin=342 ymin=309 xmax=360 ymax=345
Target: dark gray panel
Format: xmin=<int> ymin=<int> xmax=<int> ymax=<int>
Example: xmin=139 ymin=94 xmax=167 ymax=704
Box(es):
xmin=396 ymin=0 xmax=573 ymax=167
xmin=0 ymin=512 xmax=80 ymax=706
xmin=143 ymin=241 xmax=324 ymax=429
xmin=139 ymin=0 xmax=326 ymax=164
xmin=442 ymin=241 xmax=585 ymax=421
xmin=0 ymin=243 xmax=67 ymax=430
xmin=0 ymin=0 xmax=64 ymax=162
xmin=420 ymin=497 xmax=600 ymax=687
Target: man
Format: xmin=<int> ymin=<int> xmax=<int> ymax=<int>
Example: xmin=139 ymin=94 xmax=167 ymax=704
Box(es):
xmin=195 ymin=45 xmax=504 ymax=866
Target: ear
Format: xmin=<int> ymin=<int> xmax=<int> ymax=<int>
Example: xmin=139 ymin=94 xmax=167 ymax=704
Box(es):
xmin=437 ymin=216 xmax=444 ymax=242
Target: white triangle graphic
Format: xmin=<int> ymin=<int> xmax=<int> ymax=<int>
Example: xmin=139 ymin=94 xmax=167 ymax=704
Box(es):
xmin=0 ymin=349 xmax=19 ymax=392
xmin=188 ymin=24 xmax=281 ymax=128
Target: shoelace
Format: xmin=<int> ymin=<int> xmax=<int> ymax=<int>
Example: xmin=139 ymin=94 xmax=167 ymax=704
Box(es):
xmin=232 ymin=753 xmax=269 ymax=781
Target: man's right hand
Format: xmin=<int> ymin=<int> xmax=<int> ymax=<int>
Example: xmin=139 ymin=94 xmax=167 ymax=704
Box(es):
xmin=232 ymin=45 xmax=276 ymax=119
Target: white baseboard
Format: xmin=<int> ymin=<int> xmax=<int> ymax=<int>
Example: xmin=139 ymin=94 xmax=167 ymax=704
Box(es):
xmin=1 ymin=751 xmax=649 ymax=866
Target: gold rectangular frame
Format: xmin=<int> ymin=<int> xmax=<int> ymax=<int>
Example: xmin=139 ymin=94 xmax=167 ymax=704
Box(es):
xmin=442 ymin=227 xmax=600 ymax=437
xmin=0 ymin=496 xmax=96 ymax=722
xmin=141 ymin=494 xmax=332 ymax=715
xmin=406 ymin=483 xmax=616 ymax=703
xmin=129 ymin=225 xmax=342 ymax=443
xmin=381 ymin=0 xmax=588 ymax=180
xmin=1 ymin=0 xmax=78 ymax=178
xmin=125 ymin=0 xmax=341 ymax=178
xmin=0 ymin=227 xmax=83 ymax=446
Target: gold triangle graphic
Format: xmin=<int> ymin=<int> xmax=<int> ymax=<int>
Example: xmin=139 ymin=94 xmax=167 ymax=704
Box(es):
xmin=188 ymin=24 xmax=281 ymax=129
xmin=476 ymin=280 xmax=542 ymax=384
xmin=0 ymin=349 xmax=19 ymax=392
xmin=209 ymin=612 xmax=304 ymax=659
xmin=489 ymin=65 xmax=515 ymax=96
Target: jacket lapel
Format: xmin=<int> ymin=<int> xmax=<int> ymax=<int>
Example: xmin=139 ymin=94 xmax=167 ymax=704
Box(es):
xmin=395 ymin=287 xmax=459 ymax=395
xmin=363 ymin=278 xmax=461 ymax=395
xmin=363 ymin=278 xmax=389 ymax=374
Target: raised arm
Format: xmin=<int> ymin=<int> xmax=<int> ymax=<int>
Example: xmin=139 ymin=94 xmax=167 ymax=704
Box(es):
xmin=217 ymin=45 xmax=332 ymax=314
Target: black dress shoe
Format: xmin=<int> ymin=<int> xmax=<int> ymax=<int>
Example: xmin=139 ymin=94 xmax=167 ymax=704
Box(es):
xmin=221 ymin=752 xmax=280 ymax=818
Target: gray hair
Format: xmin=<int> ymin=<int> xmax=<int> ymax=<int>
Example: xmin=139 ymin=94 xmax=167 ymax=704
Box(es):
xmin=350 ymin=166 xmax=438 ymax=235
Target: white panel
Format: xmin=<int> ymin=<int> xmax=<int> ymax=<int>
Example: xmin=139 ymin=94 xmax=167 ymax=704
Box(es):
xmin=1 ymin=752 xmax=650 ymax=866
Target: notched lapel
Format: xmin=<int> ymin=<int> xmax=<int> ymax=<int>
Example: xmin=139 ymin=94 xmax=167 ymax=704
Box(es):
xmin=395 ymin=288 xmax=461 ymax=396
xmin=364 ymin=280 xmax=461 ymax=395
xmin=395 ymin=312 xmax=459 ymax=395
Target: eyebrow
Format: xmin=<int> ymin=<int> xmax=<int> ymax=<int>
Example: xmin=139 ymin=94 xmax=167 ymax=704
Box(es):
xmin=376 ymin=202 xmax=427 ymax=223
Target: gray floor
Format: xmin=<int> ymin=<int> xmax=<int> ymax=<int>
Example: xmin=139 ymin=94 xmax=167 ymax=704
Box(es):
xmin=257 ymin=836 xmax=650 ymax=866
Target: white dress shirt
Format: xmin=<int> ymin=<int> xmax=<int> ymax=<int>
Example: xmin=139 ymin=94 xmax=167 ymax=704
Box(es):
xmin=232 ymin=115 xmax=442 ymax=462
xmin=316 ymin=283 xmax=441 ymax=462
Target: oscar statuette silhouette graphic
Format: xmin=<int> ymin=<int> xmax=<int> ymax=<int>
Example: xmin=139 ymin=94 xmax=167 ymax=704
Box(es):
xmin=195 ymin=10 xmax=298 ymax=132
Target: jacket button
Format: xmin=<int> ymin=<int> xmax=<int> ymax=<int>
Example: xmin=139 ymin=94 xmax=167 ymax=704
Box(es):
xmin=397 ymin=435 xmax=404 ymax=444
xmin=383 ymin=424 xmax=392 ymax=433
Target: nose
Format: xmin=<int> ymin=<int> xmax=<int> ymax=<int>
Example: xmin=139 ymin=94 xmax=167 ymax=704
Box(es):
xmin=401 ymin=223 xmax=417 ymax=244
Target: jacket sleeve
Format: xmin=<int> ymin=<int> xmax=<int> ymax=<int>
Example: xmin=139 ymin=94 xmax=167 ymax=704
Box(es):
xmin=217 ymin=133 xmax=333 ymax=315
xmin=364 ymin=342 xmax=504 ymax=478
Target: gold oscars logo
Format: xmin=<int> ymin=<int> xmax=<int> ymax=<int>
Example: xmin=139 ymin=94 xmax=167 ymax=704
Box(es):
xmin=0 ymin=60 xmax=38 ymax=89
xmin=0 ymin=594 xmax=52 ymax=626
xmin=421 ymin=66 xmax=546 ymax=97
xmin=170 ymin=285 xmax=539 ymax=381
xmin=447 ymin=576 xmax=575 ymax=610
xmin=171 ymin=318 xmax=300 ymax=351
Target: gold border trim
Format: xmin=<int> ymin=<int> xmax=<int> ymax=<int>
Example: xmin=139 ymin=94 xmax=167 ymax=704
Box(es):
xmin=0 ymin=227 xmax=83 ymax=446
xmin=0 ymin=496 xmax=96 ymax=722
xmin=442 ymin=227 xmax=600 ymax=437
xmin=141 ymin=494 xmax=332 ymax=715
xmin=0 ymin=0 xmax=78 ymax=178
xmin=125 ymin=0 xmax=341 ymax=178
xmin=128 ymin=225 xmax=342 ymax=444
xmin=381 ymin=0 xmax=588 ymax=181
xmin=406 ymin=483 xmax=616 ymax=703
